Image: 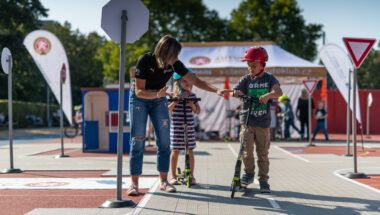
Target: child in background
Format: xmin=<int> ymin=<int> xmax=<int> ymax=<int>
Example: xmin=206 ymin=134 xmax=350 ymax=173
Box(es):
xmin=168 ymin=69 xmax=201 ymax=185
xmin=278 ymin=94 xmax=302 ymax=139
xmin=312 ymin=100 xmax=329 ymax=141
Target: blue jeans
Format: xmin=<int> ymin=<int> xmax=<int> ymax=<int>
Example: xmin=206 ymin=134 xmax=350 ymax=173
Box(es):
xmin=284 ymin=119 xmax=301 ymax=138
xmin=129 ymin=88 xmax=171 ymax=175
xmin=312 ymin=121 xmax=329 ymax=140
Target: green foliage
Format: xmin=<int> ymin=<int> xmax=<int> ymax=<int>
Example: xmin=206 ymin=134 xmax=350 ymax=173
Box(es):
xmin=357 ymin=48 xmax=380 ymax=89
xmin=98 ymin=0 xmax=229 ymax=81
xmin=42 ymin=22 xmax=106 ymax=105
xmin=0 ymin=0 xmax=48 ymax=102
xmin=228 ymin=0 xmax=323 ymax=61
xmin=0 ymin=100 xmax=58 ymax=128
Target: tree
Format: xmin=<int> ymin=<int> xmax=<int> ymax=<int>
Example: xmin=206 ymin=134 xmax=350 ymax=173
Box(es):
xmin=98 ymin=0 xmax=228 ymax=82
xmin=0 ymin=0 xmax=48 ymax=102
xmin=42 ymin=22 xmax=106 ymax=105
xmin=357 ymin=46 xmax=380 ymax=89
xmin=228 ymin=0 xmax=323 ymax=61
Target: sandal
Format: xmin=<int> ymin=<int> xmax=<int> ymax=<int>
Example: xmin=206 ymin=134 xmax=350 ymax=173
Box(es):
xmin=170 ymin=178 xmax=181 ymax=185
xmin=160 ymin=181 xmax=176 ymax=192
xmin=126 ymin=184 xmax=139 ymax=196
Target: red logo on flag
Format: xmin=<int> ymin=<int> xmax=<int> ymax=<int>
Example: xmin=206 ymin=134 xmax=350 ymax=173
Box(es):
xmin=343 ymin=37 xmax=376 ymax=69
xmin=189 ymin=56 xmax=211 ymax=65
xmin=33 ymin=37 xmax=51 ymax=55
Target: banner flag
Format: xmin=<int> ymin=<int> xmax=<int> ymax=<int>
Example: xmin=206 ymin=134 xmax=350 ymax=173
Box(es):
xmin=319 ymin=43 xmax=362 ymax=124
xmin=23 ymin=30 xmax=73 ymax=125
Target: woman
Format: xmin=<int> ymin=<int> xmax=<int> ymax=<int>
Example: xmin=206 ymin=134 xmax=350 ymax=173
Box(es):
xmin=127 ymin=35 xmax=231 ymax=195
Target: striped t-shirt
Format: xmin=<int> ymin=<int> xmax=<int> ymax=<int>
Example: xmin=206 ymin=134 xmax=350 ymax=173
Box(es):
xmin=170 ymin=93 xmax=197 ymax=150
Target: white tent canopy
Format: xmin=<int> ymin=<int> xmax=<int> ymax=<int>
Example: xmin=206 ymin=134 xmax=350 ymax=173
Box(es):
xmin=179 ymin=41 xmax=325 ymax=78
xmin=178 ymin=41 xmax=326 ymax=139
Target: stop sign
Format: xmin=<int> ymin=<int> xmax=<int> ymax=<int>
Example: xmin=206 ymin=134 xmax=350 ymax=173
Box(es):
xmin=101 ymin=0 xmax=149 ymax=43
xmin=61 ymin=64 xmax=66 ymax=84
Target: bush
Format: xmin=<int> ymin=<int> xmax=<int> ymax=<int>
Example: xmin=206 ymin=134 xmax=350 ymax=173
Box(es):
xmin=0 ymin=100 xmax=59 ymax=128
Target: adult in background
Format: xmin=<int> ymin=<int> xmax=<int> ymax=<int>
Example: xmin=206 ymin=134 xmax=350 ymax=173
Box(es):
xmin=127 ymin=35 xmax=232 ymax=195
xmin=296 ymin=89 xmax=314 ymax=140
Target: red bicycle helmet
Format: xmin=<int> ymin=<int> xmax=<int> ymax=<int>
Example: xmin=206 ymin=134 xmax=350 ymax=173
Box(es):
xmin=242 ymin=47 xmax=268 ymax=66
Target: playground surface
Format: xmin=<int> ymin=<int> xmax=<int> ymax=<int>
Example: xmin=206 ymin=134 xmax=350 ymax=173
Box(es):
xmin=0 ymin=128 xmax=380 ymax=215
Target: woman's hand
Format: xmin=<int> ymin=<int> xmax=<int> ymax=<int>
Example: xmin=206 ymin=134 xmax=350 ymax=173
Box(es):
xmin=157 ymin=86 xmax=171 ymax=98
xmin=217 ymin=88 xmax=234 ymax=96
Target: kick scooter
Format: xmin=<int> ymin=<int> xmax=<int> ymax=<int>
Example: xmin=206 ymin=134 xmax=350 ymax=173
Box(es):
xmin=230 ymin=95 xmax=267 ymax=198
xmin=168 ymin=96 xmax=201 ymax=187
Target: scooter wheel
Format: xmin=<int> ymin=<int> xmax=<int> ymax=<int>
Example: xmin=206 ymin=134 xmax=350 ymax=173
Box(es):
xmin=177 ymin=167 xmax=181 ymax=175
xmin=231 ymin=181 xmax=237 ymax=198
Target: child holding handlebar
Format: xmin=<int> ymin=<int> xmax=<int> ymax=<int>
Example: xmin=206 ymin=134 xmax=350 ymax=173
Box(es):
xmin=231 ymin=47 xmax=282 ymax=193
xmin=168 ymin=69 xmax=201 ymax=185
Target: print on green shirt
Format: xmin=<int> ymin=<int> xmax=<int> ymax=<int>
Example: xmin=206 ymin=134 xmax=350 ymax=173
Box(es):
xmin=248 ymin=88 xmax=268 ymax=110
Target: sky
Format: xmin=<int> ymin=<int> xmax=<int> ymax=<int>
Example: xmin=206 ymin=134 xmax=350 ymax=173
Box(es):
xmin=39 ymin=0 xmax=380 ymax=55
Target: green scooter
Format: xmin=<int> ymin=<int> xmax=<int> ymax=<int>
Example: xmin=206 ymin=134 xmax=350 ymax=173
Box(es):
xmin=168 ymin=97 xmax=201 ymax=187
xmin=230 ymin=95 xmax=267 ymax=198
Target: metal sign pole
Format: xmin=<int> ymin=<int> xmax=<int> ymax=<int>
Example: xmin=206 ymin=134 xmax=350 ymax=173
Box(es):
xmin=2 ymin=54 xmax=21 ymax=173
xmin=308 ymin=93 xmax=313 ymax=146
xmin=352 ymin=68 xmax=357 ymax=173
xmin=346 ymin=68 xmax=367 ymax=179
xmin=101 ymin=9 xmax=135 ymax=208
xmin=56 ymin=69 xmax=69 ymax=159
xmin=344 ymin=69 xmax=352 ymax=156
xmin=116 ymin=9 xmax=127 ymax=202
xmin=366 ymin=97 xmax=370 ymax=137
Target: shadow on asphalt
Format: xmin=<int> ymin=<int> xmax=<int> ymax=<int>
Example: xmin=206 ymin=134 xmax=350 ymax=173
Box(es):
xmin=152 ymin=184 xmax=380 ymax=215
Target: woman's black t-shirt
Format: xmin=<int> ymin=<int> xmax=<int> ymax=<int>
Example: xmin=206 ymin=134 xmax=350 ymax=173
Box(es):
xmin=135 ymin=53 xmax=188 ymax=90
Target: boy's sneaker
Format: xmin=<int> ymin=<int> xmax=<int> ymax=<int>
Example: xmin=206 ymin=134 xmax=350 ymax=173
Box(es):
xmin=126 ymin=184 xmax=139 ymax=196
xmin=241 ymin=173 xmax=254 ymax=186
xmin=259 ymin=181 xmax=271 ymax=193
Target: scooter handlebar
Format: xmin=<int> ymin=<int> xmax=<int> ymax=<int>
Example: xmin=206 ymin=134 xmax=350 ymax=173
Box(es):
xmin=167 ymin=97 xmax=201 ymax=102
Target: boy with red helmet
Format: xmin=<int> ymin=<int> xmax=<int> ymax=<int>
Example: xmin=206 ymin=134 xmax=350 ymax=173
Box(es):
xmin=231 ymin=46 xmax=282 ymax=193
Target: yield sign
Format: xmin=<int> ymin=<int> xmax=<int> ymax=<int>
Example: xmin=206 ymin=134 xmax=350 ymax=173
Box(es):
xmin=303 ymin=80 xmax=318 ymax=94
xmin=343 ymin=37 xmax=376 ymax=69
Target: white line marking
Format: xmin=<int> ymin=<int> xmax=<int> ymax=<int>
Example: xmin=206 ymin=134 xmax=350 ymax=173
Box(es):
xmin=228 ymin=144 xmax=238 ymax=157
xmin=333 ymin=169 xmax=380 ymax=195
xmin=267 ymin=198 xmax=281 ymax=208
xmin=126 ymin=179 xmax=160 ymax=215
xmin=274 ymin=146 xmax=310 ymax=163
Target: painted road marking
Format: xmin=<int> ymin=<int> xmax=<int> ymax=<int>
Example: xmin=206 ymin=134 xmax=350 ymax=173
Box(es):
xmin=333 ymin=169 xmax=380 ymax=195
xmin=267 ymin=198 xmax=281 ymax=209
xmin=274 ymin=146 xmax=310 ymax=163
xmin=126 ymin=179 xmax=160 ymax=215
xmin=0 ymin=177 xmax=157 ymax=189
xmin=228 ymin=144 xmax=281 ymax=209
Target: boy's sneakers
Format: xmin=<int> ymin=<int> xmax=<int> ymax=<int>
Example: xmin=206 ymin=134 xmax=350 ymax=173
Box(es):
xmin=241 ymin=173 xmax=254 ymax=186
xmin=160 ymin=181 xmax=176 ymax=192
xmin=259 ymin=181 xmax=271 ymax=193
xmin=126 ymin=184 xmax=139 ymax=196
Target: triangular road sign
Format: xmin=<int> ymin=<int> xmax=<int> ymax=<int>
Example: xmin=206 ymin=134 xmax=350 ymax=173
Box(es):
xmin=343 ymin=37 xmax=376 ymax=69
xmin=303 ymin=80 xmax=319 ymax=94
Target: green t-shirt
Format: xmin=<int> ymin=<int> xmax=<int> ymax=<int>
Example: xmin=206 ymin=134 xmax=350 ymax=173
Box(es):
xmin=234 ymin=73 xmax=280 ymax=128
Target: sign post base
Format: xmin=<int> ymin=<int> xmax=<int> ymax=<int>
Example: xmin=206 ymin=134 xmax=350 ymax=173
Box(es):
xmin=344 ymin=172 xmax=368 ymax=179
xmin=2 ymin=168 xmax=22 ymax=174
xmin=100 ymin=198 xmax=135 ymax=208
